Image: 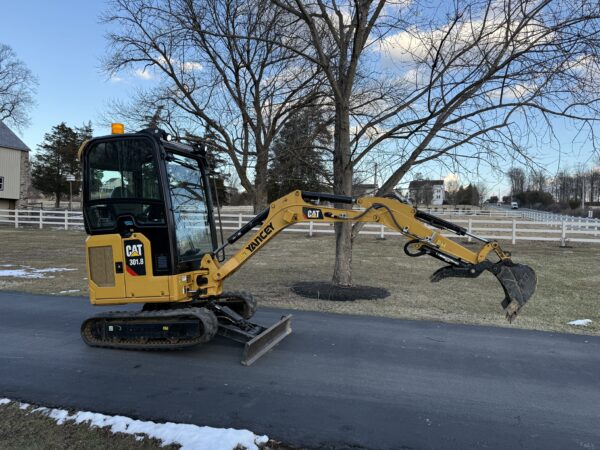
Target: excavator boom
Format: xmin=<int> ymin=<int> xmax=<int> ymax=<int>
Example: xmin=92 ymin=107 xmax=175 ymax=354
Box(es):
xmin=198 ymin=190 xmax=537 ymax=321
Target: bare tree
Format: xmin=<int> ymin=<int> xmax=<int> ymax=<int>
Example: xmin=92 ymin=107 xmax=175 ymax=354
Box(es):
xmin=507 ymin=167 xmax=526 ymax=195
xmin=268 ymin=0 xmax=405 ymax=285
xmin=272 ymin=0 xmax=600 ymax=285
xmin=0 ymin=43 xmax=37 ymax=129
xmin=528 ymin=169 xmax=547 ymax=192
xmin=103 ymin=0 xmax=323 ymax=211
xmin=267 ymin=0 xmax=600 ymax=286
xmin=475 ymin=182 xmax=488 ymax=207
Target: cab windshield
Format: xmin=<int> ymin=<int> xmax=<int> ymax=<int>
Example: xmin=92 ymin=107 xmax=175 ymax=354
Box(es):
xmin=85 ymin=138 xmax=165 ymax=230
xmin=166 ymin=154 xmax=214 ymax=261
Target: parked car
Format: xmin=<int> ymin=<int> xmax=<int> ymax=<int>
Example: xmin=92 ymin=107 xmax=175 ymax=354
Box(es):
xmin=511 ymin=201 xmax=519 ymax=209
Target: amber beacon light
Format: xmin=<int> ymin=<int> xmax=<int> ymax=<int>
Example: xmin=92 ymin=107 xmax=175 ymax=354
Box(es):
xmin=111 ymin=123 xmax=125 ymax=134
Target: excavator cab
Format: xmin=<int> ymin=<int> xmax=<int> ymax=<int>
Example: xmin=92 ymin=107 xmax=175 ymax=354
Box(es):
xmin=81 ymin=128 xmax=217 ymax=284
xmin=79 ymin=127 xmax=292 ymax=365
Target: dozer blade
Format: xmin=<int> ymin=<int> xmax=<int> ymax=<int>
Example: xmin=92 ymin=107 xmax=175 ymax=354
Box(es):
xmin=493 ymin=262 xmax=537 ymax=322
xmin=241 ymin=315 xmax=292 ymax=366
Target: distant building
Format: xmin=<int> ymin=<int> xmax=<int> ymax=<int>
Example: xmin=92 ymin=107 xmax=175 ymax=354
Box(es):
xmin=408 ymin=179 xmax=445 ymax=205
xmin=223 ymin=186 xmax=238 ymax=204
xmin=353 ymin=183 xmax=378 ymax=197
xmin=0 ymin=122 xmax=30 ymax=209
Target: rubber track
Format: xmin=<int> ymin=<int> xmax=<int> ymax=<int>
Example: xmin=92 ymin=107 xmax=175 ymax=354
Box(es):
xmin=81 ymin=307 xmax=218 ymax=351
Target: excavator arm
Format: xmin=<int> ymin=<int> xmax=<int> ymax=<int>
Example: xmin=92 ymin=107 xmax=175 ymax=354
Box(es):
xmin=197 ymin=190 xmax=537 ymax=321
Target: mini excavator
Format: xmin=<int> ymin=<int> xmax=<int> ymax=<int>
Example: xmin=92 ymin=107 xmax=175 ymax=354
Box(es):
xmin=79 ymin=126 xmax=537 ymax=365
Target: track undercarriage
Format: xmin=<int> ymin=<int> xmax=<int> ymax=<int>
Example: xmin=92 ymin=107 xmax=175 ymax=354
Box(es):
xmin=80 ymin=292 xmax=292 ymax=366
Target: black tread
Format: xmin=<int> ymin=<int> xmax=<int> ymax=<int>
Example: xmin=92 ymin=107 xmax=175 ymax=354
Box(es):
xmin=81 ymin=307 xmax=218 ymax=350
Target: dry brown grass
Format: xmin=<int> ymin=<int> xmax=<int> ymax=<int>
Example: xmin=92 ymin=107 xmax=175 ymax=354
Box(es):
xmin=0 ymin=401 xmax=178 ymax=450
xmin=1 ymin=227 xmax=598 ymax=335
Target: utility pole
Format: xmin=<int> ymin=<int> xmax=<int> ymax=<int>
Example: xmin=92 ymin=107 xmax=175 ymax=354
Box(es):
xmin=374 ymin=163 xmax=378 ymax=188
xmin=581 ymin=176 xmax=585 ymax=210
xmin=66 ymin=174 xmax=76 ymax=211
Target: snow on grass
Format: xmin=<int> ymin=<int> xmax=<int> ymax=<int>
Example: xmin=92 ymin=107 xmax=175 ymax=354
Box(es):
xmin=35 ymin=268 xmax=77 ymax=273
xmin=0 ymin=266 xmax=76 ymax=279
xmin=58 ymin=289 xmax=80 ymax=294
xmin=568 ymin=319 xmax=592 ymax=326
xmin=0 ymin=269 xmax=46 ymax=279
xmin=0 ymin=399 xmax=268 ymax=450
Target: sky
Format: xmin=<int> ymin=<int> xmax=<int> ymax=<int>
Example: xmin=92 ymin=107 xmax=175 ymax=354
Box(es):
xmin=1 ymin=1 xmax=597 ymax=198
xmin=0 ymin=1 xmax=141 ymax=149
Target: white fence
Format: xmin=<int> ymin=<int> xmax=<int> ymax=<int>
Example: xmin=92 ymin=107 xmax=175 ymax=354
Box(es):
xmin=488 ymin=205 xmax=600 ymax=227
xmin=216 ymin=212 xmax=600 ymax=245
xmin=2 ymin=208 xmax=599 ymax=245
xmin=0 ymin=209 xmax=84 ymax=229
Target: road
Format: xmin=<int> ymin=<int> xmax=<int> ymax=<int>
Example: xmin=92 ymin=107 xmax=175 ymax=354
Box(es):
xmin=0 ymin=292 xmax=598 ymax=450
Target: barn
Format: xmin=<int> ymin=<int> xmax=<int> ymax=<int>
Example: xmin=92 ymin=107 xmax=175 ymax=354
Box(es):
xmin=0 ymin=121 xmax=30 ymax=209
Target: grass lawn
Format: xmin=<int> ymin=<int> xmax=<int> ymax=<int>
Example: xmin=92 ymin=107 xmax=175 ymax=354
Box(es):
xmin=0 ymin=226 xmax=598 ymax=335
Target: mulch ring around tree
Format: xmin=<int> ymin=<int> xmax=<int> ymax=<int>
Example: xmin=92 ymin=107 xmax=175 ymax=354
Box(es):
xmin=291 ymin=282 xmax=390 ymax=301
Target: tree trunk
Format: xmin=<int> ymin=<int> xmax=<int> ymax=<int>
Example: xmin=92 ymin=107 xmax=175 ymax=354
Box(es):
xmin=253 ymin=145 xmax=269 ymax=213
xmin=54 ymin=192 xmax=61 ymax=208
xmin=332 ymin=101 xmax=353 ymax=287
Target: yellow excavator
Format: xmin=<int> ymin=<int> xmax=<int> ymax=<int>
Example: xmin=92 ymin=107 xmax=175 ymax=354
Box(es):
xmin=79 ymin=126 xmax=537 ymax=365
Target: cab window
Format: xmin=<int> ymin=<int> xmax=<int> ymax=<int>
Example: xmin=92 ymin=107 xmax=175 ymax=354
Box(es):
xmin=166 ymin=154 xmax=213 ymax=262
xmin=85 ymin=138 xmax=165 ymax=229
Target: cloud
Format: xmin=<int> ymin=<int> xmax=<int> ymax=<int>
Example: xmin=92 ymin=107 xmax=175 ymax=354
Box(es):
xmin=378 ymin=27 xmax=430 ymax=63
xmin=182 ymin=61 xmax=202 ymax=72
xmin=444 ymin=173 xmax=460 ymax=191
xmin=377 ymin=4 xmax=551 ymax=66
xmin=109 ymin=75 xmax=123 ymax=83
xmin=134 ymin=68 xmax=153 ymax=80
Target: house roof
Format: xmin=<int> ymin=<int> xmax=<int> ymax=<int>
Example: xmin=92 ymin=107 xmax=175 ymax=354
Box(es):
xmin=0 ymin=121 xmax=30 ymax=152
xmin=408 ymin=179 xmax=444 ymax=189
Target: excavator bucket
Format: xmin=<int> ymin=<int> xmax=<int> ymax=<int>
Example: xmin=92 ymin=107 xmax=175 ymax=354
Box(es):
xmin=241 ymin=315 xmax=293 ymax=366
xmin=431 ymin=260 xmax=537 ymax=321
xmin=493 ymin=262 xmax=537 ymax=321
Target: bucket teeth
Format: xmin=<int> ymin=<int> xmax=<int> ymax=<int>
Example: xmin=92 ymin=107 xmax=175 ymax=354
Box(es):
xmin=494 ymin=262 xmax=537 ymax=321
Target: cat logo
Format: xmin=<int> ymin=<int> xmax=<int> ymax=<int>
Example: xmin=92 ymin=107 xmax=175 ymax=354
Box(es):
xmin=125 ymin=244 xmax=143 ymax=257
xmin=124 ymin=240 xmax=146 ymax=276
xmin=303 ymin=207 xmax=323 ymax=220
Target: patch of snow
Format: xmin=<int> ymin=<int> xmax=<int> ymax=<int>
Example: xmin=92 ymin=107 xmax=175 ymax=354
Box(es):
xmin=568 ymin=319 xmax=592 ymax=326
xmin=59 ymin=289 xmax=80 ymax=294
xmin=0 ymin=266 xmax=76 ymax=279
xmin=0 ymin=264 xmax=15 ymax=267
xmin=3 ymin=399 xmax=268 ymax=450
xmin=33 ymin=268 xmax=77 ymax=273
xmin=0 ymin=269 xmax=46 ymax=279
